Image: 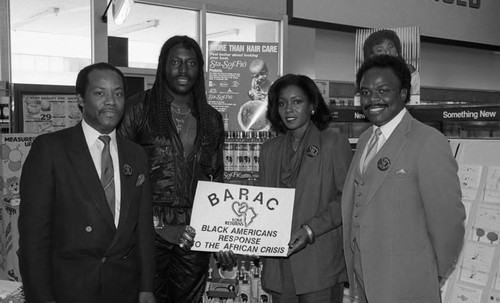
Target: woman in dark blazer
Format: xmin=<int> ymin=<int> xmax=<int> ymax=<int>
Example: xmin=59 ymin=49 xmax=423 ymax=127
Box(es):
xmin=259 ymin=74 xmax=352 ymax=303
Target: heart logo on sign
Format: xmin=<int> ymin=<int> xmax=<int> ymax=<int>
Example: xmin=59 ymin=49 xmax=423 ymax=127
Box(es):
xmin=231 ymin=201 xmax=257 ymax=227
xmin=232 ymin=201 xmax=248 ymax=216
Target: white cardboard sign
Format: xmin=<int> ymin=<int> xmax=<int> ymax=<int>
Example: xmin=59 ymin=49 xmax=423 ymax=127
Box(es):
xmin=190 ymin=181 xmax=295 ymax=257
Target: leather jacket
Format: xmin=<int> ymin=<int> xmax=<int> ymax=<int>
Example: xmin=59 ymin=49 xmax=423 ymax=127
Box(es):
xmin=118 ymin=90 xmax=225 ymax=226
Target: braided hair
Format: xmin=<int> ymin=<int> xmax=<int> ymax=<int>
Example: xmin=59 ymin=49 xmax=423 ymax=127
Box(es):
xmin=149 ymin=36 xmax=216 ymax=141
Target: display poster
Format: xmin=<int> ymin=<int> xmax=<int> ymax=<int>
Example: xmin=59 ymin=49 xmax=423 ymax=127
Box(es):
xmin=472 ymin=204 xmax=500 ymax=245
xmin=459 ymin=241 xmax=495 ymax=286
xmin=449 ymin=283 xmax=482 ymax=303
xmin=314 ymin=80 xmax=329 ymax=99
xmin=22 ymin=95 xmax=82 ymax=134
xmin=355 ymin=27 xmax=420 ymax=105
xmin=458 ymin=164 xmax=482 ymax=201
xmin=207 ymin=41 xmax=279 ymax=132
xmin=0 ymin=133 xmax=38 ymax=282
xmin=484 ymin=166 xmax=500 ymax=203
xmin=190 ymin=181 xmax=295 ymax=257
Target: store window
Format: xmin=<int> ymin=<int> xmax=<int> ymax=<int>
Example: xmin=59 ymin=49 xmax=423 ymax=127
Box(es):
xmin=10 ymin=0 xmax=91 ymax=85
xmin=206 ymin=13 xmax=279 ymax=43
xmin=107 ymin=3 xmax=198 ymax=69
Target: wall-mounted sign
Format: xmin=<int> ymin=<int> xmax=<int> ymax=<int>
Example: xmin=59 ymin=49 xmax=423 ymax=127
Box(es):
xmin=290 ymin=0 xmax=500 ymax=48
xmin=207 ymin=41 xmax=279 ymax=132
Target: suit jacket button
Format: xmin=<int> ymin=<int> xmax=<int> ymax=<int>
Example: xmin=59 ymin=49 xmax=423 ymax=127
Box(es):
xmin=356 ymin=192 xmax=362 ymax=196
xmin=355 ymin=203 xmax=361 ymax=207
xmin=102 ymin=257 xmax=107 ymax=263
xmin=85 ymin=226 xmax=92 ymax=232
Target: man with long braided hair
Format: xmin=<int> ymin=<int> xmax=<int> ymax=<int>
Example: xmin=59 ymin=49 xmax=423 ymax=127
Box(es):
xmin=118 ymin=36 xmax=225 ymax=302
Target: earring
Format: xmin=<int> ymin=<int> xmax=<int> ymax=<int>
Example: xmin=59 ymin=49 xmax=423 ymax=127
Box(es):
xmin=311 ymin=109 xmax=315 ymax=115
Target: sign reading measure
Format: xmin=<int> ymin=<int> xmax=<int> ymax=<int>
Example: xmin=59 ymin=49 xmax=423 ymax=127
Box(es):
xmin=190 ymin=181 xmax=295 ymax=257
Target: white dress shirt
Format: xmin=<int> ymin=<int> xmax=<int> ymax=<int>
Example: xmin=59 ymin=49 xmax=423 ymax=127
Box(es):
xmin=376 ymin=107 xmax=407 ymax=151
xmin=82 ymin=120 xmax=121 ymax=226
xmin=359 ymin=108 xmax=407 ymax=172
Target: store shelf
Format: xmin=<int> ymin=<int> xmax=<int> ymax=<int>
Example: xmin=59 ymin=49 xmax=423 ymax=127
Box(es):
xmin=329 ymin=104 xmax=500 ymax=140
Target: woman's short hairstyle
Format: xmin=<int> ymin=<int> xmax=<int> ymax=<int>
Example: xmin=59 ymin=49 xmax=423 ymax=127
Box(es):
xmin=362 ymin=29 xmax=402 ymax=60
xmin=267 ymin=74 xmax=331 ymax=134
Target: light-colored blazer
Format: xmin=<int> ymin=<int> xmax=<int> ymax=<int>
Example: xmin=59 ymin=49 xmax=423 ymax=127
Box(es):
xmin=342 ymin=112 xmax=465 ymax=303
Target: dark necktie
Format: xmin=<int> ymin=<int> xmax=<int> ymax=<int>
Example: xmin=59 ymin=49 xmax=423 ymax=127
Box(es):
xmin=99 ymin=135 xmax=115 ymax=218
xmin=362 ymin=128 xmax=382 ymax=173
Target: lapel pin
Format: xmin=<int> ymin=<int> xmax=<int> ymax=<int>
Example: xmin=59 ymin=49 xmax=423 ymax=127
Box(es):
xmin=377 ymin=157 xmax=391 ymax=171
xmin=306 ymin=145 xmax=319 ymax=158
xmin=123 ymin=164 xmax=133 ymax=176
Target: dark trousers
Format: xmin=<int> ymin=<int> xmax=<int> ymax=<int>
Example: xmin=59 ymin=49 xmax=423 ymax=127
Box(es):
xmin=269 ymin=258 xmax=344 ymax=303
xmin=154 ymin=234 xmax=211 ymax=303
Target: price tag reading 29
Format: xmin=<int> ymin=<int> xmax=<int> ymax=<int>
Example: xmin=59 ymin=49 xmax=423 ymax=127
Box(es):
xmin=190 ymin=181 xmax=295 ymax=257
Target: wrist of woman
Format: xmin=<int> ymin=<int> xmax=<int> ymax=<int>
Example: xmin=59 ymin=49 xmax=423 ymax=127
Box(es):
xmin=301 ymin=224 xmax=315 ymax=244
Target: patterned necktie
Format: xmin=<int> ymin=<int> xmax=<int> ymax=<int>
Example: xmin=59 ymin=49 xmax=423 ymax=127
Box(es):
xmin=99 ymin=135 xmax=115 ymax=218
xmin=362 ymin=128 xmax=382 ymax=173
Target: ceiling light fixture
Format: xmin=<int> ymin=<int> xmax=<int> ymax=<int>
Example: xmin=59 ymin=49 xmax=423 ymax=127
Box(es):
xmin=110 ymin=19 xmax=159 ymax=36
xmin=13 ymin=7 xmax=60 ymax=29
xmin=207 ymin=29 xmax=240 ymax=39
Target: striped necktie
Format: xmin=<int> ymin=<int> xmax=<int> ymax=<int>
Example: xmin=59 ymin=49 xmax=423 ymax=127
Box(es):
xmin=362 ymin=128 xmax=382 ymax=173
xmin=99 ymin=135 xmax=115 ymax=218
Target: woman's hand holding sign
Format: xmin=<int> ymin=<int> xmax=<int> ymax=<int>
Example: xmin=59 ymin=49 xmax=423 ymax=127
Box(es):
xmin=287 ymin=224 xmax=315 ymax=257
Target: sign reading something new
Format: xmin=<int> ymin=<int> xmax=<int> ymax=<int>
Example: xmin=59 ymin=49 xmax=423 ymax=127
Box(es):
xmin=190 ymin=181 xmax=295 ymax=257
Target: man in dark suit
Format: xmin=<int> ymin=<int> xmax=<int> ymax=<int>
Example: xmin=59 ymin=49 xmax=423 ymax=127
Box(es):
xmin=342 ymin=55 xmax=465 ymax=303
xmin=18 ymin=62 xmax=156 ymax=303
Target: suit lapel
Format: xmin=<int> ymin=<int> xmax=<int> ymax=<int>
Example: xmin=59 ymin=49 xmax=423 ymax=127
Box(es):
xmin=361 ymin=112 xmax=413 ymax=212
xmin=68 ymin=123 xmax=116 ymax=231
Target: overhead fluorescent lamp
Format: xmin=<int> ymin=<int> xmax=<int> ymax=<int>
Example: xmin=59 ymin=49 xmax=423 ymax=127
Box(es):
xmin=13 ymin=7 xmax=60 ymax=29
xmin=111 ymin=19 xmax=159 ymax=36
xmin=207 ymin=29 xmax=240 ymax=39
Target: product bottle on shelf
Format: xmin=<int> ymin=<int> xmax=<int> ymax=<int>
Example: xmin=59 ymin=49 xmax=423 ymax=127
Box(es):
xmin=238 ymin=272 xmax=251 ymax=303
xmin=253 ymin=132 xmax=262 ymax=175
xmin=239 ymin=260 xmax=246 ymax=280
xmin=234 ymin=131 xmax=244 ymax=173
xmin=224 ymin=132 xmax=234 ymax=173
xmin=201 ymin=267 xmax=214 ymax=303
xmin=245 ymin=131 xmax=254 ymax=174
xmin=257 ymin=263 xmax=272 ymax=303
xmin=250 ymin=262 xmax=259 ymax=303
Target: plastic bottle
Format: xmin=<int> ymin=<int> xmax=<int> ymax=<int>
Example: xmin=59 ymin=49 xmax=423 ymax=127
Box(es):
xmin=224 ymin=131 xmax=233 ymax=173
xmin=238 ymin=272 xmax=251 ymax=303
xmin=257 ymin=263 xmax=272 ymax=303
xmin=250 ymin=262 xmax=259 ymax=303
xmin=234 ymin=132 xmax=244 ymax=172
xmin=245 ymin=131 xmax=254 ymax=173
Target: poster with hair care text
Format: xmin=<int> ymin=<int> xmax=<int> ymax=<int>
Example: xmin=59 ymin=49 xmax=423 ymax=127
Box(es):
xmin=207 ymin=41 xmax=279 ymax=132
